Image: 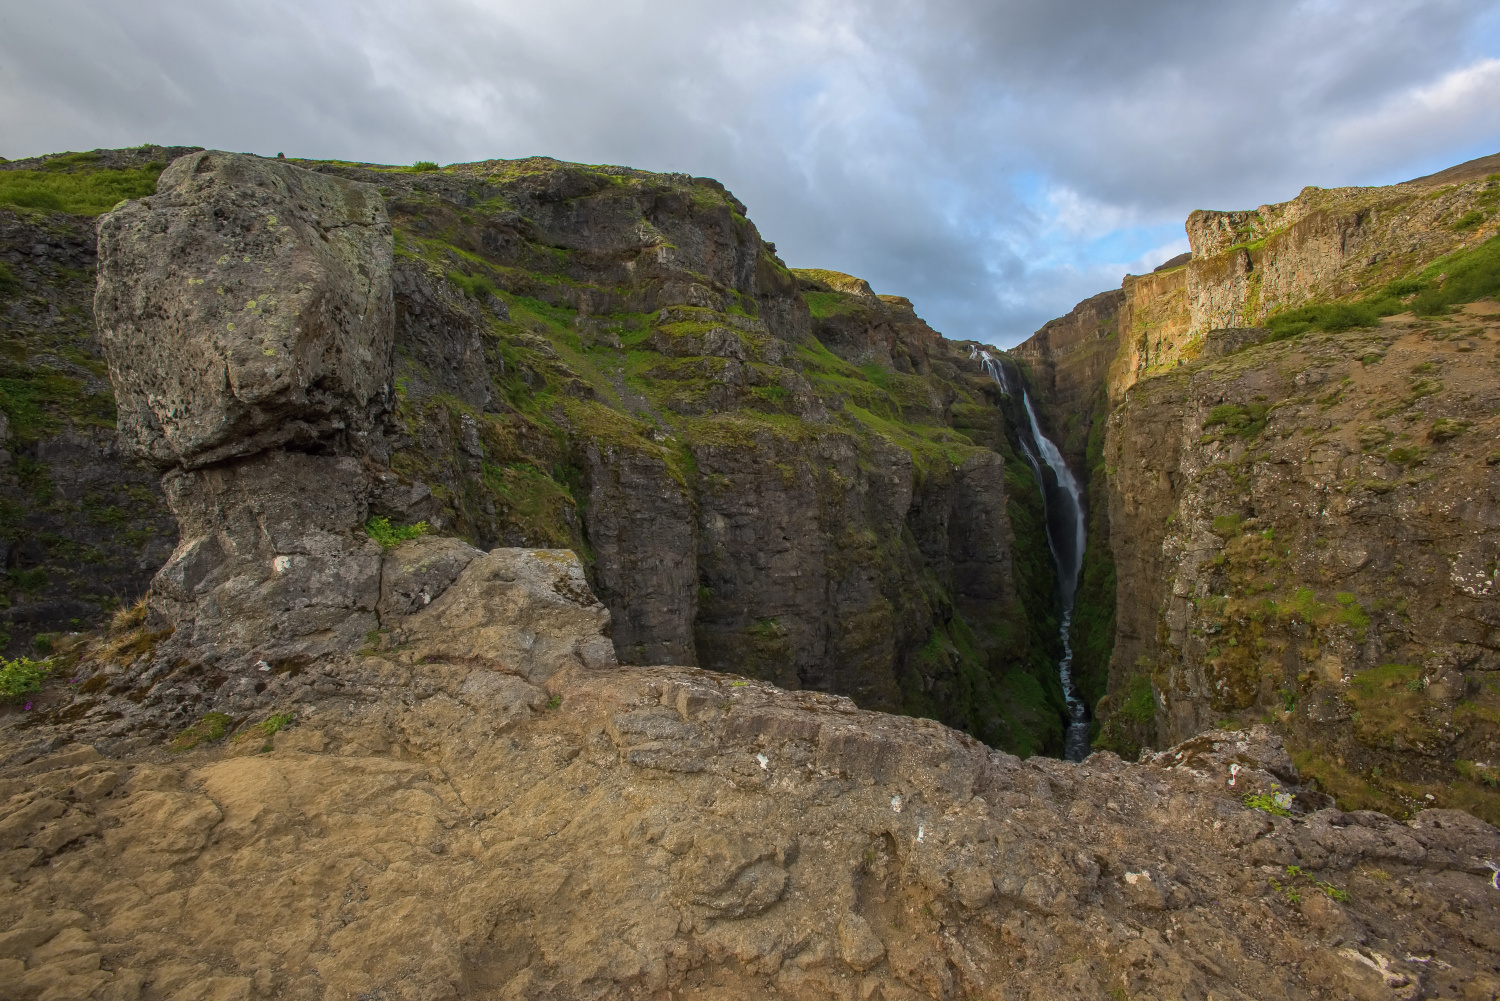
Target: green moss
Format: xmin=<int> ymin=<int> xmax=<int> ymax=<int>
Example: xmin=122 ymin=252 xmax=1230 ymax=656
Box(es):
xmin=0 ymin=162 xmax=164 ymax=216
xmin=364 ymin=516 xmax=430 ymax=548
xmin=480 ymin=462 xmax=578 ymax=547
xmin=171 ymin=711 xmax=234 ymax=752
xmin=0 ymin=370 xmax=117 ymax=443
xmin=1202 ymin=402 xmax=1271 ymax=440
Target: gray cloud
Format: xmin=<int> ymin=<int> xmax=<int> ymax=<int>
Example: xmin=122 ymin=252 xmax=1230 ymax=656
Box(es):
xmin=2 ymin=0 xmax=1496 ymax=344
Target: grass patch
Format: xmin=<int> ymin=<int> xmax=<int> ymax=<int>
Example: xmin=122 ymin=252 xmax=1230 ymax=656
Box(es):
xmin=364 ymin=516 xmax=429 ymax=548
xmin=1259 ymin=234 xmax=1500 ymax=333
xmin=170 ymin=711 xmax=233 ymax=752
xmin=0 ymin=161 xmax=164 ymax=215
xmin=0 ymin=657 xmax=52 ymax=701
xmin=1202 ymin=403 xmax=1270 ymax=441
xmin=448 ymin=269 xmax=498 ymax=300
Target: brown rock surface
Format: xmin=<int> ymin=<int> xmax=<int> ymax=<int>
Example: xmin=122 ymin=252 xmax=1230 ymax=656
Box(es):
xmin=2 ymin=579 xmax=1497 ymax=998
xmin=1104 ymin=303 xmax=1500 ymax=818
xmin=1110 ymin=161 xmax=1500 ymax=399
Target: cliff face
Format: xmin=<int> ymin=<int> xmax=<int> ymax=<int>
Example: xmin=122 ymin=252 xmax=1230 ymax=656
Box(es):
xmin=1009 ymin=287 xmax=1123 ymax=467
xmin=0 ymin=148 xmax=1070 ymax=756
xmin=1103 ymin=305 xmax=1500 ymax=821
xmin=0 ymin=149 xmax=194 ymax=656
xmin=1008 ymin=152 xmax=1500 ymax=821
xmin=1109 ymin=153 xmax=1500 ymax=399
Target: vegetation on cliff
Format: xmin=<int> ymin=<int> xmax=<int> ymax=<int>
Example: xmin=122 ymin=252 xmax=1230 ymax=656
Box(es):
xmin=0 ymin=149 xmax=187 ymax=655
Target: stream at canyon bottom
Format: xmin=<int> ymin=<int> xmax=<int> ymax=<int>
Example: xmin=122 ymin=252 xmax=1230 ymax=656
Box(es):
xmin=974 ymin=348 xmax=1092 ymax=761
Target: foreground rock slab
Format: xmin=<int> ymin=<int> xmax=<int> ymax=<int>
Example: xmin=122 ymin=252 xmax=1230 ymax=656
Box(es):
xmin=2 ymin=658 xmax=1497 ymax=1000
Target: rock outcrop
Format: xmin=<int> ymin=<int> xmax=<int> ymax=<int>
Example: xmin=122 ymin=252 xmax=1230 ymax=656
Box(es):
xmin=95 ymin=151 xmax=394 ymax=470
xmin=1109 ymin=154 xmax=1500 ymax=398
xmin=0 ymin=147 xmax=1072 ymax=753
xmin=2 ymin=548 xmax=1497 ymax=1000
xmin=91 ymin=153 xmax=397 ymax=670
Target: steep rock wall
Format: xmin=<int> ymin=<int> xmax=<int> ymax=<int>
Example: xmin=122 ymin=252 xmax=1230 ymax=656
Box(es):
xmin=0 ymin=149 xmax=195 ymax=656
xmin=10 ymin=149 xmax=1066 ymax=755
xmin=1010 ymin=287 xmax=1123 ymax=467
xmin=1109 ymin=153 xmax=1500 ymax=399
xmin=1102 ymin=306 xmax=1500 ymax=821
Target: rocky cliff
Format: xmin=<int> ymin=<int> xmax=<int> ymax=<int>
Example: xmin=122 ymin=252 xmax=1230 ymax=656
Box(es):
xmin=1010 ymin=153 xmax=1500 ymax=824
xmin=1 ymin=148 xmax=1069 ymax=755
xmin=1110 ymin=152 xmax=1500 ymax=399
xmin=0 ymin=148 xmax=193 ymax=657
xmin=1 ymin=145 xmax=1498 ymax=1001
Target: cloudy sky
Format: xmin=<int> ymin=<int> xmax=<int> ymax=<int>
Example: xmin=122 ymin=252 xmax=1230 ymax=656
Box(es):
xmin=3 ymin=1 xmax=1499 ymax=345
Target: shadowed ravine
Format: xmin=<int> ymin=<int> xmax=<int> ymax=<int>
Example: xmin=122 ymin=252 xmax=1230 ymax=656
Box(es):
xmin=974 ymin=348 xmax=1091 ymax=760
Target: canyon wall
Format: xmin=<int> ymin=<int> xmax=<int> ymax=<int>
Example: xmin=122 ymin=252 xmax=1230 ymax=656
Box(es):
xmin=1008 ymin=154 xmax=1500 ymax=820
xmin=0 ymin=149 xmax=193 ymax=656
xmin=1 ymin=148 xmax=1069 ymax=756
xmin=1109 ymin=152 xmax=1500 ymax=399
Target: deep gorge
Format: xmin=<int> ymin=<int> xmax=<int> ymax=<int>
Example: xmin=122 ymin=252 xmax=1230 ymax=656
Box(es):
xmin=1 ymin=144 xmax=1498 ymax=1000
xmin=2 ymin=146 xmax=1498 ymax=799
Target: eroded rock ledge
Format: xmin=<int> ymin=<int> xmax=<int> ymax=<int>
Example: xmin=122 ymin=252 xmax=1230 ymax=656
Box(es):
xmin=2 ymin=549 xmax=1497 ymax=1000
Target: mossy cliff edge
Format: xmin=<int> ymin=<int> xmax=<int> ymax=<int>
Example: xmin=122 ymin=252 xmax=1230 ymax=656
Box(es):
xmin=1011 ymin=150 xmax=1500 ymax=822
xmin=1 ymin=148 xmax=1068 ymax=757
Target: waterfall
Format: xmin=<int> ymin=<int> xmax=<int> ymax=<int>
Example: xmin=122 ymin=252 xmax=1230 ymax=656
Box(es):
xmin=972 ymin=346 xmax=1092 ymax=761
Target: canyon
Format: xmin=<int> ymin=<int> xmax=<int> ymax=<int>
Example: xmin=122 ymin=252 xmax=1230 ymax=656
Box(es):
xmin=0 ymin=145 xmax=1497 ymax=998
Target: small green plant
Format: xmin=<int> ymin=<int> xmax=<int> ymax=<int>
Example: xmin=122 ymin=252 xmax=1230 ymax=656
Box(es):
xmin=259 ymin=711 xmax=295 ymax=736
xmin=0 ymin=656 xmax=52 ymax=700
xmin=364 ymin=516 xmax=429 ymax=548
xmin=171 ymin=711 xmax=234 ymax=752
xmin=1452 ymin=210 xmax=1486 ymax=231
xmin=1318 ymin=881 xmax=1351 ymax=903
xmin=1428 ymin=418 xmax=1469 ymax=442
xmin=1245 ymin=791 xmax=1293 ymax=817
xmin=545 ymin=695 xmax=562 ymax=710
xmin=731 ymin=680 xmax=749 ymax=687
xmin=447 ymin=270 xmax=498 ymax=300
xmin=412 ymin=160 xmax=440 ymax=172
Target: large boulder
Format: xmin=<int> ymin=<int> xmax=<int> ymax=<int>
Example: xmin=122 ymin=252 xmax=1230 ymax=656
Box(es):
xmin=94 ymin=151 xmax=394 ymax=469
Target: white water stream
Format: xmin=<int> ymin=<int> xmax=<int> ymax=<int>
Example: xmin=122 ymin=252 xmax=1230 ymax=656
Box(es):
xmin=972 ymin=348 xmax=1092 ymax=761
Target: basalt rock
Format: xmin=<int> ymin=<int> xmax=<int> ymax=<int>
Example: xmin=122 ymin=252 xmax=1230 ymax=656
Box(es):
xmin=87 ymin=153 xmax=399 ymax=673
xmin=0 ymin=154 xmax=187 ymax=656
xmin=2 ymin=556 xmax=1496 ymax=1001
xmin=94 ymin=151 xmax=394 ymax=469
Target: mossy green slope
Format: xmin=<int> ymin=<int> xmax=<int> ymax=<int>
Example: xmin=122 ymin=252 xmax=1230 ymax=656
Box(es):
xmin=274 ymin=156 xmax=1070 ymax=755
